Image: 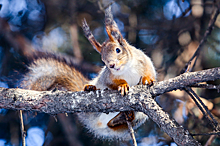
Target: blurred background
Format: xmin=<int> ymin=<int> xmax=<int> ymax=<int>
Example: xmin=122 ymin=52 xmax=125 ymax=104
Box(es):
xmin=0 ymin=0 xmax=220 ymax=145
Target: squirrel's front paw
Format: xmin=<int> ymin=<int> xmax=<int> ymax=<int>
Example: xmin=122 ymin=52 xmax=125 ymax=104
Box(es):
xmin=142 ymin=76 xmax=156 ymax=86
xmin=118 ymin=84 xmax=130 ymax=96
xmin=84 ymin=84 xmax=97 ymax=91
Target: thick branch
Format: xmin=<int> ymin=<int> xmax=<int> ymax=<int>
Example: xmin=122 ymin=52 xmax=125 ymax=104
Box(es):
xmin=150 ymin=67 xmax=220 ymax=96
xmin=0 ymin=67 xmax=219 ymax=113
xmin=0 ymin=67 xmax=219 ymax=145
xmin=141 ymin=98 xmax=200 ymax=146
xmin=0 ymin=88 xmax=200 ymax=145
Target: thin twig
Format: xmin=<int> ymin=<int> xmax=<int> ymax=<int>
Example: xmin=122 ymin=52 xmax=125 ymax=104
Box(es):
xmin=185 ymin=87 xmax=219 ymax=130
xmin=191 ymin=55 xmax=198 ymax=72
xmin=182 ymin=6 xmax=220 ymax=73
xmin=124 ymin=112 xmax=137 ymax=146
xmin=184 ymin=88 xmax=213 ymax=126
xmin=186 ymin=87 xmax=219 ymax=128
xmin=19 ymin=110 xmax=26 ymax=146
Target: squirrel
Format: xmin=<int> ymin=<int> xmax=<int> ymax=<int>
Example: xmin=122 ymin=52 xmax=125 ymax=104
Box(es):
xmin=79 ymin=6 xmax=156 ymax=139
xmin=20 ymin=6 xmax=156 ymax=140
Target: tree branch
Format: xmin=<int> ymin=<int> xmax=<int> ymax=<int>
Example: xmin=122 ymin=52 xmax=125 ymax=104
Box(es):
xmin=150 ymin=67 xmax=220 ymax=96
xmin=0 ymin=67 xmax=218 ymax=113
xmin=1 ymin=67 xmax=220 ymax=145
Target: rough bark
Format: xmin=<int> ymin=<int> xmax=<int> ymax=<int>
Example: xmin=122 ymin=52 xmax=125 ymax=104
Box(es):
xmin=141 ymin=97 xmax=200 ymax=146
xmin=0 ymin=67 xmax=219 ymax=145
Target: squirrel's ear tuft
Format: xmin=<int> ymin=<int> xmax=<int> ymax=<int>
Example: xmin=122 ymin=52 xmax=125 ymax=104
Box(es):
xmin=105 ymin=6 xmax=125 ymax=46
xmin=82 ymin=19 xmax=102 ymax=53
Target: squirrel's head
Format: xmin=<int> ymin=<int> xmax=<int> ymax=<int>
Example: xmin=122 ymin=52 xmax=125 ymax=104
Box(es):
xmin=82 ymin=6 xmax=131 ymax=75
xmin=101 ymin=41 xmax=130 ymax=75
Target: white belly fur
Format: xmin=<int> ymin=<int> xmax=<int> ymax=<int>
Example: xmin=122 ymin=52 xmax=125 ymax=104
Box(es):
xmin=119 ymin=66 xmax=141 ymax=86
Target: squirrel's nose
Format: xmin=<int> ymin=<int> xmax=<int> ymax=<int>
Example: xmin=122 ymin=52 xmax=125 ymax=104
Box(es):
xmin=109 ymin=64 xmax=115 ymax=68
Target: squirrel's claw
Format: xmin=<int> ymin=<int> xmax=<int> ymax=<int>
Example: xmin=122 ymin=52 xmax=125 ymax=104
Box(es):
xmin=142 ymin=76 xmax=156 ymax=86
xmin=118 ymin=84 xmax=129 ymax=96
xmin=84 ymin=84 xmax=97 ymax=91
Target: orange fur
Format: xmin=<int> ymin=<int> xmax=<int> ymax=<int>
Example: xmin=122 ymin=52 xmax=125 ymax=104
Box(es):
xmin=142 ymin=72 xmax=156 ymax=85
xmin=106 ymin=28 xmax=115 ymax=42
xmin=82 ymin=19 xmax=102 ymax=53
xmin=112 ymin=79 xmax=130 ymax=96
xmin=84 ymin=84 xmax=97 ymax=91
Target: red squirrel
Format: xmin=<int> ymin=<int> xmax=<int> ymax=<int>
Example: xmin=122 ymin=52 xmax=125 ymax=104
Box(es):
xmin=79 ymin=6 xmax=156 ymax=139
xmin=20 ymin=6 xmax=156 ymax=139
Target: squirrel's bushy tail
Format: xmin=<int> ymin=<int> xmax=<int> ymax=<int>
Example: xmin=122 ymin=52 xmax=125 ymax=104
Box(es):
xmin=20 ymin=54 xmax=88 ymax=91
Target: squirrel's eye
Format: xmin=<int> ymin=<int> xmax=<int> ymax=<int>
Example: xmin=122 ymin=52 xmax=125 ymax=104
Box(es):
xmin=116 ymin=48 xmax=121 ymax=53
